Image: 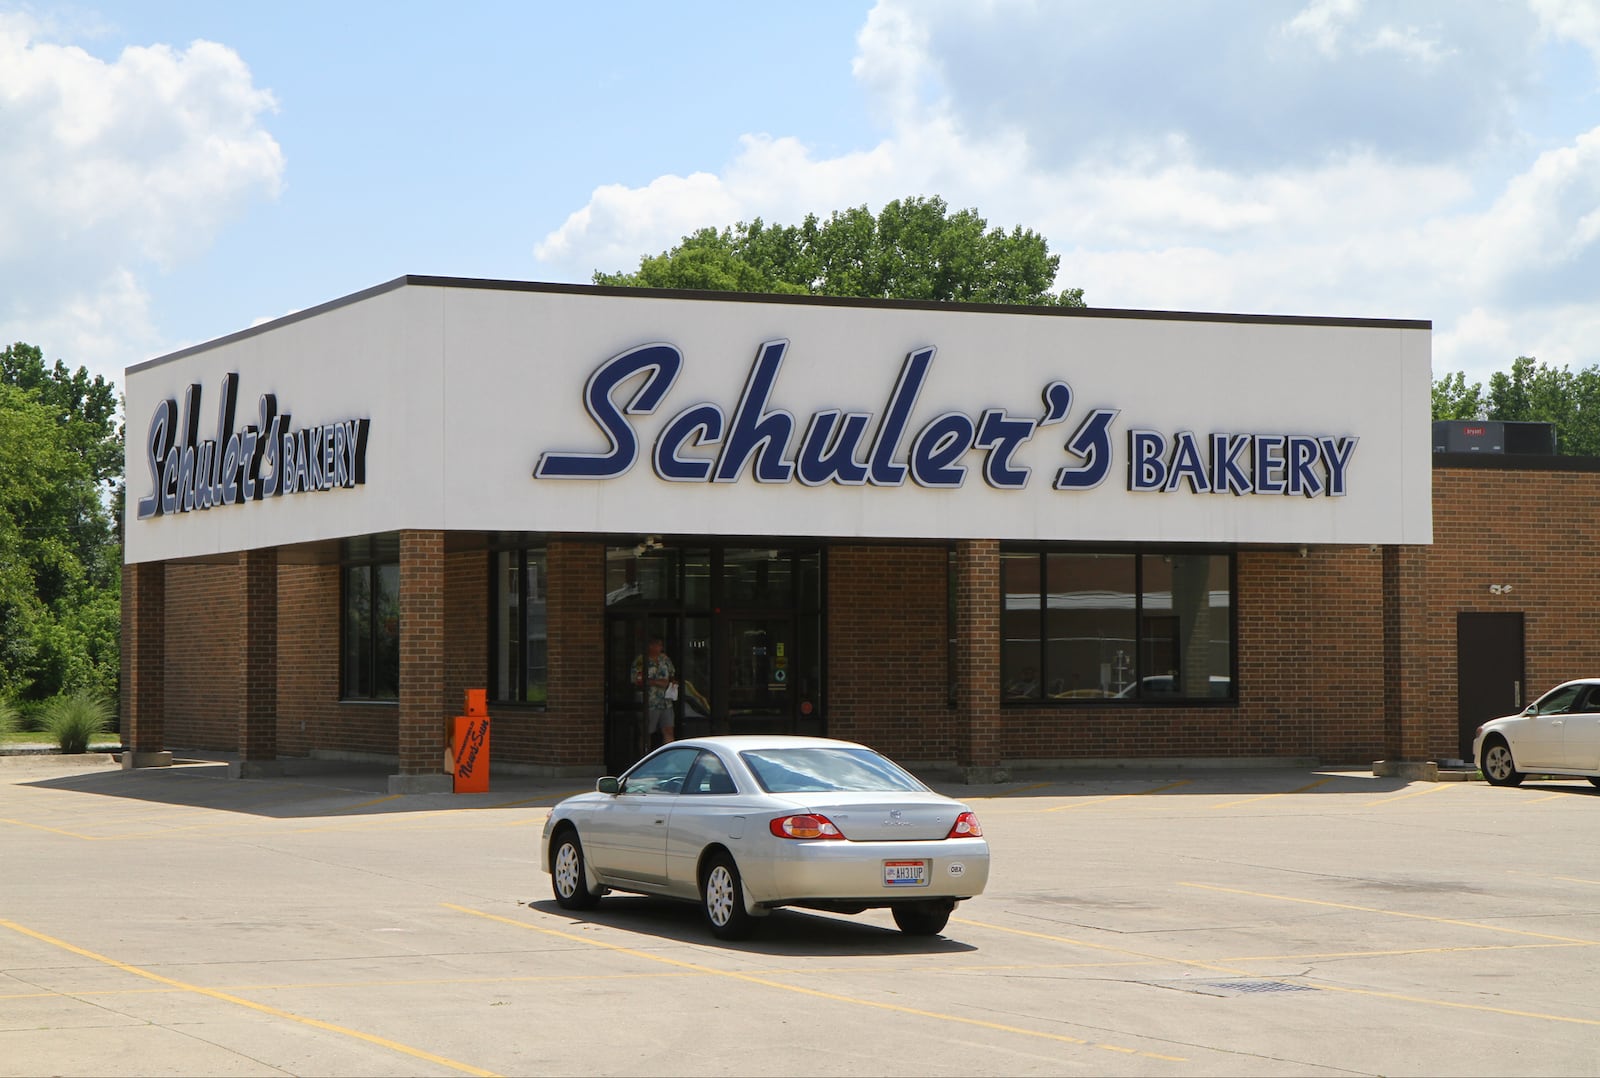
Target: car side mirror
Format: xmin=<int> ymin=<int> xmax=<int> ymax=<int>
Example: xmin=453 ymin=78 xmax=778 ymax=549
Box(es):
xmin=1523 ymin=704 xmax=1538 ymax=716
xmin=597 ymin=776 xmax=620 ymax=795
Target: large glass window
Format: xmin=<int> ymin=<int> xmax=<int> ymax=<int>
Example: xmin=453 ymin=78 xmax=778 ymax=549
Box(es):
xmin=492 ymin=546 xmax=548 ymax=705
xmin=1003 ymin=547 xmax=1234 ymax=703
xmin=342 ymin=544 xmax=399 ymax=701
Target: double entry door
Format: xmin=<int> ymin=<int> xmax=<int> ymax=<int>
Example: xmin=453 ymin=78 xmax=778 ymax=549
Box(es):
xmin=604 ymin=612 xmax=811 ymax=775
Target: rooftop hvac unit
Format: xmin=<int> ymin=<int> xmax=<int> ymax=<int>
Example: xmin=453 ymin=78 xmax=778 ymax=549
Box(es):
xmin=1432 ymin=420 xmax=1556 ymax=454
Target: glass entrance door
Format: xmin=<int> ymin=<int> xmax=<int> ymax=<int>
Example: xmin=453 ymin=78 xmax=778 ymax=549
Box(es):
xmin=604 ymin=614 xmax=677 ymax=775
xmin=723 ymin=616 xmax=793 ymax=733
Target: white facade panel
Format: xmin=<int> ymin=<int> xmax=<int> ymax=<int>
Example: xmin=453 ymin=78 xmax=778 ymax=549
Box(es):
xmin=124 ymin=278 xmax=1432 ymax=564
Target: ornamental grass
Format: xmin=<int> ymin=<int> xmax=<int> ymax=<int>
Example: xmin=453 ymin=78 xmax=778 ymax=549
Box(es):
xmin=42 ymin=691 xmax=112 ymax=754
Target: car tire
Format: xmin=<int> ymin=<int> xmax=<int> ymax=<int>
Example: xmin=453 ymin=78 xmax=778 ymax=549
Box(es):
xmin=550 ymin=828 xmax=601 ymax=910
xmin=1588 ymin=777 xmax=1600 ymax=789
xmin=1480 ymin=737 xmax=1525 ymax=787
xmin=891 ymin=901 xmax=952 ymax=936
xmin=701 ymin=851 xmax=753 ymax=941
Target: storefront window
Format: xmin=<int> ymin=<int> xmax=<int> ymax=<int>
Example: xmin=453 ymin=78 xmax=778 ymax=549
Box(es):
xmin=606 ymin=546 xmax=679 ymax=606
xmin=492 ymin=547 xmax=548 ymax=705
xmin=1002 ymin=547 xmax=1234 ymax=703
xmin=342 ymin=556 xmax=399 ymax=701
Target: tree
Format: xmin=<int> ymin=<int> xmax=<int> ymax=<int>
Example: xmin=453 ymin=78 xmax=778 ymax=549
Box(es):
xmin=595 ymin=196 xmax=1086 ymax=307
xmin=1431 ymin=371 xmax=1484 ymax=421
xmin=0 ymin=349 xmax=122 ymax=704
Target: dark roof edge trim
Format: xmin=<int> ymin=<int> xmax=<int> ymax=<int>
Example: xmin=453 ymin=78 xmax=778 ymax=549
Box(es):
xmin=1434 ymin=451 xmax=1600 ymax=473
xmin=128 ymin=274 xmax=1433 ymax=375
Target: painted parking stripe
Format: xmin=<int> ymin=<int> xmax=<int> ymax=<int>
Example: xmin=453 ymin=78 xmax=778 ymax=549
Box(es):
xmin=0 ymin=917 xmax=500 ymax=1077
xmin=1181 ymin=882 xmax=1600 ymax=946
xmin=445 ymin=903 xmax=1188 ymax=1062
xmin=1363 ymin=783 xmax=1453 ymax=807
xmin=1210 ymin=776 xmax=1334 ymax=809
xmin=1043 ymin=778 xmax=1191 ymax=812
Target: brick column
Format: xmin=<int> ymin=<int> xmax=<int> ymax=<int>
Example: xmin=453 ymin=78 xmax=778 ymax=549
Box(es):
xmin=232 ymin=549 xmax=280 ymax=777
xmin=1379 ymin=543 xmax=1436 ymax=779
xmin=121 ymin=561 xmax=172 ymax=768
xmin=390 ymin=530 xmax=451 ymax=792
xmin=953 ymin=540 xmax=1005 ymax=782
xmin=545 ymin=540 xmax=605 ymax=770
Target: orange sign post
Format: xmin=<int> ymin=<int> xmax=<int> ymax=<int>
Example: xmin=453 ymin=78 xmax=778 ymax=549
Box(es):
xmin=451 ymin=689 xmax=490 ymax=793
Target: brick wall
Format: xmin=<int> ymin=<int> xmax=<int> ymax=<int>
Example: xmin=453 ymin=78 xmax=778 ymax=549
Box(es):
xmin=278 ymin=562 xmax=395 ymax=758
xmin=162 ymin=562 xmax=243 ymax=750
xmin=540 ymin=540 xmax=605 ymax=767
xmin=826 ymin=544 xmax=955 ymax=762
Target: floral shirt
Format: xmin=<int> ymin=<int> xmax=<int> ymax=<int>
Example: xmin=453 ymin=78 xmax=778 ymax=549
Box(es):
xmin=631 ymin=652 xmax=676 ymax=709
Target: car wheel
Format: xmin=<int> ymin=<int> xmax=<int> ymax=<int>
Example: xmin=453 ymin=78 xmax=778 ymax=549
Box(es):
xmin=1480 ymin=737 xmax=1525 ymax=787
xmin=550 ymin=828 xmax=600 ymax=910
xmin=701 ymin=851 xmax=753 ymax=941
xmin=891 ymin=901 xmax=952 ymax=936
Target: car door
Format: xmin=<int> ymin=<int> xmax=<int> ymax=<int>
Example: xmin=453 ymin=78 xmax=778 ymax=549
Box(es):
xmin=1518 ymin=684 xmax=1584 ymax=769
xmin=663 ymin=750 xmax=748 ymax=895
xmin=582 ymin=747 xmax=699 ymax=886
xmin=1559 ymin=685 xmax=1600 ymax=771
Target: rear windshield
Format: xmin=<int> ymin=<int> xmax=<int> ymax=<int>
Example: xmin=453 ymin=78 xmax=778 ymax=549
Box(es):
xmin=739 ymin=747 xmax=927 ymax=794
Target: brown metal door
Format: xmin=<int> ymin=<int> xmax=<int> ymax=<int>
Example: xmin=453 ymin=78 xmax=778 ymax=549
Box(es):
xmin=1456 ymin=612 xmax=1525 ymax=760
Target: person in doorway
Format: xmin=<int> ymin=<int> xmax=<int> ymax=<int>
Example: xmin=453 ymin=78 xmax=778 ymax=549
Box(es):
xmin=631 ymin=636 xmax=677 ymax=756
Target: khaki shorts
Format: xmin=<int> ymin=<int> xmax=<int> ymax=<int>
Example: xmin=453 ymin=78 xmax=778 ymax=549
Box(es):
xmin=645 ymin=707 xmax=674 ymax=734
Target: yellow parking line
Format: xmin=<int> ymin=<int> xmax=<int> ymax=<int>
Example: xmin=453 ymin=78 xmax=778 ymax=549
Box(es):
xmin=1364 ymin=783 xmax=1453 ymax=807
xmin=1044 ymin=779 xmax=1191 ymax=812
xmin=336 ymin=794 xmax=403 ymax=812
xmin=997 ymin=781 xmax=1054 ymax=797
xmin=1180 ymin=883 xmax=1600 ymax=946
xmin=445 ymin=904 xmax=1187 ymax=1062
xmin=1521 ymin=793 xmax=1565 ymax=805
xmin=0 ymin=917 xmax=499 ymax=1077
xmin=1211 ymin=777 xmax=1333 ymax=809
xmin=957 ymin=916 xmax=1600 ymax=1029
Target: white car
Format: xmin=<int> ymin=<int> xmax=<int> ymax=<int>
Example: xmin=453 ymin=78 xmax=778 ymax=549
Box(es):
xmin=1473 ymin=678 xmax=1600 ymax=787
xmin=540 ymin=735 xmax=990 ymax=940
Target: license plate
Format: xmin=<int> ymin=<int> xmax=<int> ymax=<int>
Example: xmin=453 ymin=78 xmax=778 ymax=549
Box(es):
xmin=883 ymin=860 xmax=928 ymax=887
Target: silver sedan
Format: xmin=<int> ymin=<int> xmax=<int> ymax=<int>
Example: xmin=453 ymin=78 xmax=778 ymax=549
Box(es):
xmin=540 ymin=735 xmax=990 ymax=939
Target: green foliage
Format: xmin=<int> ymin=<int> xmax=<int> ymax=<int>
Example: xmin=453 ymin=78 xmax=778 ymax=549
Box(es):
xmin=0 ymin=696 xmax=16 ymax=738
xmin=1431 ymin=371 xmax=1484 ymax=421
xmin=595 ymin=196 xmax=1086 ymax=307
xmin=41 ymin=690 xmax=112 ymax=754
xmin=0 ymin=346 xmax=123 ymax=704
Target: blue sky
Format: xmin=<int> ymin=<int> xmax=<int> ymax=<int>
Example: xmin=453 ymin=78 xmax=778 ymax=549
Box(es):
xmin=3 ymin=1 xmax=1599 ymax=395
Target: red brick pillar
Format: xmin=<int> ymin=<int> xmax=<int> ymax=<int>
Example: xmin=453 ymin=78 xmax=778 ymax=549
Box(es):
xmin=235 ymin=548 xmax=280 ymax=776
xmin=1381 ymin=543 xmax=1436 ymax=778
xmin=953 ymin=540 xmax=1005 ymax=782
xmin=391 ymin=530 xmax=450 ymax=792
xmin=546 ymin=540 xmax=605 ymax=769
xmin=121 ymin=560 xmax=172 ymax=768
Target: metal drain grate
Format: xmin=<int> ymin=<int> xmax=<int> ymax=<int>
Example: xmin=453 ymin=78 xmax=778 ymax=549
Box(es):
xmin=1202 ymin=980 xmax=1319 ymax=995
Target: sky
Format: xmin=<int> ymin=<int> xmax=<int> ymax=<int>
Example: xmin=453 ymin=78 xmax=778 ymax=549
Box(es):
xmin=2 ymin=0 xmax=1598 ymax=398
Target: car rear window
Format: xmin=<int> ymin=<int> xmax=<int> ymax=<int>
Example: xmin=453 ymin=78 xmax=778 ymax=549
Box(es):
xmin=739 ymin=748 xmax=927 ymax=794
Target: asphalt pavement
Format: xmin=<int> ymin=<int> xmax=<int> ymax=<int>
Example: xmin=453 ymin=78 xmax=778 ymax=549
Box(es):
xmin=3 ymin=752 xmax=1599 ymax=1076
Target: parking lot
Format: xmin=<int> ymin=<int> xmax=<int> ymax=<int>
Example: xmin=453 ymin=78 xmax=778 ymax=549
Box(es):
xmin=4 ymin=754 xmax=1600 ymax=1077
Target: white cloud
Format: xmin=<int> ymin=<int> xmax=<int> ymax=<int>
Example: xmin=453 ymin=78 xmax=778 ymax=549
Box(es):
xmin=534 ymin=1 xmax=1600 ymax=392
xmin=0 ymin=13 xmax=282 ymax=387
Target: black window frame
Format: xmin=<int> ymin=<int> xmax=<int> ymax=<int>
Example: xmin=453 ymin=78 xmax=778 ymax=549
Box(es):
xmin=488 ymin=540 xmax=549 ymax=708
xmin=1000 ymin=544 xmax=1237 ymax=706
xmin=340 ymin=536 xmax=400 ymax=702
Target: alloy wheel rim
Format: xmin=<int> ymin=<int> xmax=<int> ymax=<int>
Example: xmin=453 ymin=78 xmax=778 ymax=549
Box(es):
xmin=555 ymin=843 xmax=579 ymax=896
xmin=707 ymin=867 xmax=733 ymax=925
xmin=1488 ymin=746 xmax=1510 ymax=779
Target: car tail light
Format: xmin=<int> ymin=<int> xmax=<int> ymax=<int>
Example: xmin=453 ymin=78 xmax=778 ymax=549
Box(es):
xmin=770 ymin=814 xmax=846 ymax=840
xmin=947 ymin=811 xmax=983 ymax=838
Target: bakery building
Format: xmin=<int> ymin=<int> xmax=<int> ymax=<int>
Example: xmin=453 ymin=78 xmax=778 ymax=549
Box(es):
xmin=122 ymin=275 xmax=1462 ymax=789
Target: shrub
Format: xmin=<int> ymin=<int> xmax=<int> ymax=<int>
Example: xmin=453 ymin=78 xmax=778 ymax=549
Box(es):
xmin=0 ymin=697 xmax=16 ymax=738
xmin=42 ymin=691 xmax=112 ymax=754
